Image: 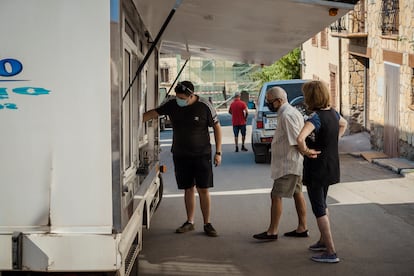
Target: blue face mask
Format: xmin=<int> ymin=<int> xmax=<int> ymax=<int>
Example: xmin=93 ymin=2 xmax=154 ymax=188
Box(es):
xmin=176 ymin=98 xmax=188 ymax=107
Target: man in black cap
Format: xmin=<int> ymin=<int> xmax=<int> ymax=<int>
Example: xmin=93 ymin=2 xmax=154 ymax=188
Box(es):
xmin=143 ymin=81 xmax=222 ymax=237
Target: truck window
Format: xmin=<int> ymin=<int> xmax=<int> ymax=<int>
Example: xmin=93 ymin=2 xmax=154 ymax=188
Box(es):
xmin=123 ymin=49 xmax=132 ymax=170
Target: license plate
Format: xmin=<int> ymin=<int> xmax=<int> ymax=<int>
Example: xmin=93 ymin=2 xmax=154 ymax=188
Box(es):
xmin=264 ymin=116 xmax=277 ymax=130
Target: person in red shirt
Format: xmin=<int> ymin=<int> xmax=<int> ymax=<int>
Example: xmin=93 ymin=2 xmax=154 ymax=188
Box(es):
xmin=229 ymin=92 xmax=249 ymax=152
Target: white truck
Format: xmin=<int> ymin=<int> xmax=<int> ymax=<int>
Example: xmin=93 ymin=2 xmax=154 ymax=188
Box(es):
xmin=1 ymin=0 xmax=165 ymax=275
xmin=0 ymin=0 xmax=356 ymax=275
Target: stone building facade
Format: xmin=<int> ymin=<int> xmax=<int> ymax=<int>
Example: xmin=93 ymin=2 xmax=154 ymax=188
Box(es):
xmin=301 ymin=0 xmax=414 ymax=160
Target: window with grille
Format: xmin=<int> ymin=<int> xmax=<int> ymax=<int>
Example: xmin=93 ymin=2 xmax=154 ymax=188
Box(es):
xmin=351 ymin=0 xmax=366 ymax=33
xmin=311 ymin=35 xmax=318 ymax=47
xmin=380 ymin=0 xmax=399 ymax=35
xmin=321 ymin=28 xmax=328 ymax=49
xmin=330 ymin=17 xmax=347 ymax=33
xmin=160 ymin=67 xmax=169 ymax=83
xmin=329 ymin=71 xmax=337 ymax=108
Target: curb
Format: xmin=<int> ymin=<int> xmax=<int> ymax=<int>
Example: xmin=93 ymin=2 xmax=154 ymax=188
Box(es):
xmin=346 ymin=152 xmax=414 ymax=177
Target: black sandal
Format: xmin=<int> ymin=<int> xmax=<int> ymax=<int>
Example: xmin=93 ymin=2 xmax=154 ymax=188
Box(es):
xmin=253 ymin=231 xmax=278 ymax=240
xmin=284 ymin=229 xmax=309 ymax=237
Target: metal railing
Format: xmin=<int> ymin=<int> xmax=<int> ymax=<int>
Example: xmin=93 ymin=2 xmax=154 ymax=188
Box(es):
xmin=330 ymin=0 xmax=366 ymax=34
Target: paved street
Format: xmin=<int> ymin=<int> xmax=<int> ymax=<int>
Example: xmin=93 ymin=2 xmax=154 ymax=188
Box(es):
xmin=139 ymin=113 xmax=414 ymax=276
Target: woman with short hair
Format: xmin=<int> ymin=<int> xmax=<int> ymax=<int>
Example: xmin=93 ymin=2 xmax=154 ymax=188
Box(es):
xmin=297 ymin=80 xmax=348 ymax=263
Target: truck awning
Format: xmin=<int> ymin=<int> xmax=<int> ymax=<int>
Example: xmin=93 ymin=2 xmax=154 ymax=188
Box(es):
xmin=134 ymin=0 xmax=357 ymax=65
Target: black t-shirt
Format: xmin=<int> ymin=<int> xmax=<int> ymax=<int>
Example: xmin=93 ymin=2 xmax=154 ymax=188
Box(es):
xmin=156 ymin=96 xmax=219 ymax=156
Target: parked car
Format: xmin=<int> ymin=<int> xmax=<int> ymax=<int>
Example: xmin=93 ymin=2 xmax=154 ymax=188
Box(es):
xmin=251 ymin=79 xmax=309 ymax=163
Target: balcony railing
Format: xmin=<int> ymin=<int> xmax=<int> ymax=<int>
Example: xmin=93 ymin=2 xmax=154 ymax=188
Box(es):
xmin=330 ymin=17 xmax=347 ymax=33
xmin=330 ymin=0 xmax=366 ymax=34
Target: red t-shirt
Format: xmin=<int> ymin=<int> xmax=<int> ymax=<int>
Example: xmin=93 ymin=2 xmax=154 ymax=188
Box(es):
xmin=229 ymin=99 xmax=247 ymax=126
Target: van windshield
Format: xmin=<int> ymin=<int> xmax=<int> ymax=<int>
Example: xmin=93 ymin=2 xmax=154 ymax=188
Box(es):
xmin=266 ymin=83 xmax=304 ymax=102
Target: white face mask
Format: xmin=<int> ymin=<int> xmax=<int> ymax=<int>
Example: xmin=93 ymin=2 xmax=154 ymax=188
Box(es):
xmin=176 ymin=97 xmax=188 ymax=107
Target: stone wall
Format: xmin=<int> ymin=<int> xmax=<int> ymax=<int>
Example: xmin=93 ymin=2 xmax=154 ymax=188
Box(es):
xmin=367 ymin=0 xmax=414 ymax=160
xmin=301 ymin=0 xmax=414 ymax=160
xmin=348 ymin=54 xmax=367 ymax=133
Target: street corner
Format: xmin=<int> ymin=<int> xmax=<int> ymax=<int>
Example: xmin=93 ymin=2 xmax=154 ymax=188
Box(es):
xmin=401 ymin=168 xmax=414 ymax=179
xmin=372 ymin=157 xmax=414 ymax=175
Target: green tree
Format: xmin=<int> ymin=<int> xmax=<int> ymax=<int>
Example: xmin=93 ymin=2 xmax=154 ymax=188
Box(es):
xmin=251 ymin=48 xmax=301 ymax=87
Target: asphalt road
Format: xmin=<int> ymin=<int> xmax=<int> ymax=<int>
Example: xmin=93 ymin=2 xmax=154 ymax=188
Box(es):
xmin=138 ymin=113 xmax=414 ymax=276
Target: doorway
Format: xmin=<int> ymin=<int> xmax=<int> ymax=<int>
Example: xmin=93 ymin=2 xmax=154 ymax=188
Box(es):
xmin=384 ymin=63 xmax=400 ymax=157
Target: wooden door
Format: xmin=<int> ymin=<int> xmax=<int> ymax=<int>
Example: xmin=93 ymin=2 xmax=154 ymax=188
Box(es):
xmin=384 ymin=63 xmax=400 ymax=157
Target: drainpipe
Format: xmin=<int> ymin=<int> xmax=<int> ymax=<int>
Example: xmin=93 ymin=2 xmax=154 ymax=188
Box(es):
xmin=122 ymin=0 xmax=183 ymax=102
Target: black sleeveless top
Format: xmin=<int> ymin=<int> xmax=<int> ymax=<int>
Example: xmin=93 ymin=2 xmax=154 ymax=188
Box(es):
xmin=303 ymin=109 xmax=340 ymax=186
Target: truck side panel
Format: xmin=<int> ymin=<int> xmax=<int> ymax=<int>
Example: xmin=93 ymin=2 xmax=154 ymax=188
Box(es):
xmin=0 ymin=0 xmax=112 ymax=233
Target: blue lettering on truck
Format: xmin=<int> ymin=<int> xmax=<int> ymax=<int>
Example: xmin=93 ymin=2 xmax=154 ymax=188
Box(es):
xmin=0 ymin=58 xmax=51 ymax=110
xmin=0 ymin=58 xmax=23 ymax=77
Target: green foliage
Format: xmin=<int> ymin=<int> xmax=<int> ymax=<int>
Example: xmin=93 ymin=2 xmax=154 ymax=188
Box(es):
xmin=250 ymin=48 xmax=301 ymax=87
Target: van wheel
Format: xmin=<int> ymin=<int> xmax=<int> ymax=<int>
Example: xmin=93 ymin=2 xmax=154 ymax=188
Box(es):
xmin=254 ymin=154 xmax=266 ymax=163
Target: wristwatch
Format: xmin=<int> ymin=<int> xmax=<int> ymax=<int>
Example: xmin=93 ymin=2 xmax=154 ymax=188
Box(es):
xmin=215 ymin=152 xmax=221 ymax=156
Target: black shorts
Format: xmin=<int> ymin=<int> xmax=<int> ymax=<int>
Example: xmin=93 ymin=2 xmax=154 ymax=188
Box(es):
xmin=173 ymin=154 xmax=214 ymax=189
xmin=233 ymin=125 xmax=246 ymax=137
xmin=306 ymin=183 xmax=329 ymax=218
